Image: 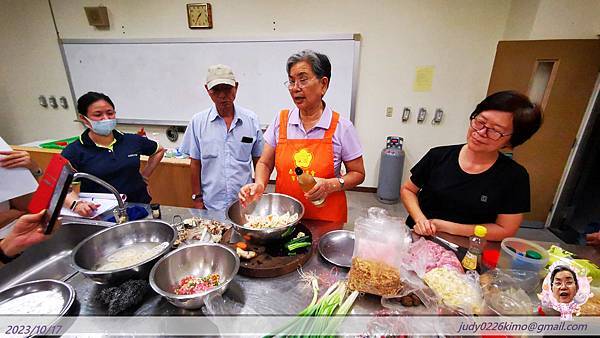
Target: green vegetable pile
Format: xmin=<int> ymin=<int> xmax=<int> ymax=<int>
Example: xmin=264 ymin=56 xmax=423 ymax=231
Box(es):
xmin=265 ymin=271 xmax=360 ymax=337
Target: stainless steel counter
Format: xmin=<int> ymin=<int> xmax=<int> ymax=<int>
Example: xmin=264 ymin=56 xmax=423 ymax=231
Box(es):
xmin=1 ymin=204 xmax=597 ymax=319
xmin=0 ymin=205 xmax=380 ymax=318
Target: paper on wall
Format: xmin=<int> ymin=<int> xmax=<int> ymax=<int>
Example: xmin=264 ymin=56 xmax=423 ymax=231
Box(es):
xmin=413 ymin=66 xmax=435 ymax=92
xmin=0 ymin=137 xmax=39 ymax=202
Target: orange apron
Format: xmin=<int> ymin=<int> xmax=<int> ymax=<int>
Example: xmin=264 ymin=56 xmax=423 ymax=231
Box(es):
xmin=275 ymin=109 xmax=348 ymax=223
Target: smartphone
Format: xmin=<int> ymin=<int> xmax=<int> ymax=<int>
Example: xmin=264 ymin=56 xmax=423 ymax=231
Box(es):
xmin=28 ymin=155 xmax=74 ymax=234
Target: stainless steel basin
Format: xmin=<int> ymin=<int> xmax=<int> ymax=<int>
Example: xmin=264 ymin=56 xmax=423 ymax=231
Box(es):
xmin=0 ymin=223 xmax=106 ymax=290
xmin=227 ymin=193 xmax=304 ymax=244
xmin=71 ymin=220 xmax=176 ymax=285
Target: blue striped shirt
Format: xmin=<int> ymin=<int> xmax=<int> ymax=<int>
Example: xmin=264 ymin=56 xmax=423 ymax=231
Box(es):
xmin=179 ymin=105 xmax=263 ymax=210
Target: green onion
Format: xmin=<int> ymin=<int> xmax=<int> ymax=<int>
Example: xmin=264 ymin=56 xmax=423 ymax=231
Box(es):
xmin=286 ymin=235 xmax=310 ymax=246
xmin=286 ymin=241 xmax=311 ymax=252
xmin=281 ymin=226 xmax=296 ymax=238
xmin=265 ymin=280 xmax=359 ymax=337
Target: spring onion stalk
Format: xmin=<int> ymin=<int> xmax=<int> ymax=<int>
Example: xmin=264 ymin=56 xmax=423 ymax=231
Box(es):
xmin=323 ymin=290 xmax=360 ymax=337
xmin=286 ymin=241 xmax=311 ymax=252
xmin=265 ymin=280 xmax=360 ymax=338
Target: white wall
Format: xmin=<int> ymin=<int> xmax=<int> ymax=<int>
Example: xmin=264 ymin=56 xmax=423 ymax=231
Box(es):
xmin=0 ymin=0 xmax=82 ymax=143
xmin=2 ymin=0 xmax=597 ymax=188
xmin=504 ymin=0 xmax=600 ymax=40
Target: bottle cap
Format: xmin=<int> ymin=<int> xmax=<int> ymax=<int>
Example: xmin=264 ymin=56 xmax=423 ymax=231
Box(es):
xmin=294 ymin=167 xmax=303 ymax=175
xmin=482 ymin=249 xmax=500 ymax=268
xmin=525 ymin=249 xmax=542 ymax=260
xmin=474 ymin=225 xmax=487 ymax=238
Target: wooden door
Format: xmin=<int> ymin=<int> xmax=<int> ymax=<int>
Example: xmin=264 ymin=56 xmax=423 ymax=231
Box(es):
xmin=487 ymin=40 xmax=600 ymax=223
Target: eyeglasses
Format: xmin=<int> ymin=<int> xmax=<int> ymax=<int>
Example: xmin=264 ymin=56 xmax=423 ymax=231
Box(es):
xmin=553 ymin=280 xmax=576 ymax=288
xmin=284 ymin=77 xmax=317 ymax=89
xmin=470 ymin=117 xmax=512 ymax=141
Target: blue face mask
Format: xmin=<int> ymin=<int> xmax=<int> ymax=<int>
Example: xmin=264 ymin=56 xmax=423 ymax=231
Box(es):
xmin=84 ymin=116 xmax=116 ymax=136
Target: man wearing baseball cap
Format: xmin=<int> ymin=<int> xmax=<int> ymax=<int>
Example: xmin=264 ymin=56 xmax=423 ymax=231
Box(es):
xmin=179 ymin=64 xmax=264 ymax=210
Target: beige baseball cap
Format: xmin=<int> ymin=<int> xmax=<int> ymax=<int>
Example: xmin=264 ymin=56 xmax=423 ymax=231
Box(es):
xmin=206 ymin=64 xmax=236 ymax=90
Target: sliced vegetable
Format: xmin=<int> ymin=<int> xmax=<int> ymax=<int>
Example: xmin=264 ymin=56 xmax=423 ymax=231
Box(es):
xmin=235 ymin=242 xmax=248 ymax=250
xmin=286 ymin=236 xmax=310 ymax=246
xmin=281 ymin=226 xmax=296 ymax=238
xmin=286 ymin=241 xmax=311 ymax=252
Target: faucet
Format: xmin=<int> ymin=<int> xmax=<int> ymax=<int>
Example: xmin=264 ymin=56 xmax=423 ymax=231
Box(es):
xmin=72 ymin=172 xmax=128 ymax=224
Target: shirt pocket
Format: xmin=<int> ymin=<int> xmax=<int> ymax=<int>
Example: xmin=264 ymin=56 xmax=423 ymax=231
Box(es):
xmin=234 ymin=142 xmax=253 ymax=162
xmin=201 ymin=140 xmax=219 ymax=159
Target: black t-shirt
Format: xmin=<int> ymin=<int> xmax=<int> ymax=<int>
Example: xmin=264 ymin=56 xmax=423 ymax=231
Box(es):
xmin=406 ymin=144 xmax=530 ymax=227
xmin=62 ymin=129 xmax=158 ymax=203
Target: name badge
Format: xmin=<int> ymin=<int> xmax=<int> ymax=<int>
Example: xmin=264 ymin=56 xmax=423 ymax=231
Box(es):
xmin=241 ymin=136 xmax=254 ymax=143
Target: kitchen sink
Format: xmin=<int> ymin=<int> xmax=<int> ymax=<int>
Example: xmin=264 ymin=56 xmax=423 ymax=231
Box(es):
xmin=0 ymin=222 xmax=108 ymax=289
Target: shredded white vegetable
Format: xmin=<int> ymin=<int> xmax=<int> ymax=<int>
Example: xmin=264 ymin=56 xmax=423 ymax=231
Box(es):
xmin=96 ymin=242 xmax=169 ymax=271
xmin=0 ymin=290 xmax=64 ymax=315
xmin=423 ymin=267 xmax=483 ymax=314
xmin=244 ymin=212 xmax=299 ymax=229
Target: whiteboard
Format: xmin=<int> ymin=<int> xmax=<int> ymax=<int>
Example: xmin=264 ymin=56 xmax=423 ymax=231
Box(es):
xmin=61 ymin=36 xmax=360 ymax=127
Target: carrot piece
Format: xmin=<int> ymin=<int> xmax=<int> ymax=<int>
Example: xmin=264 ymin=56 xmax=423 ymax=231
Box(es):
xmin=236 ymin=242 xmax=248 ymax=250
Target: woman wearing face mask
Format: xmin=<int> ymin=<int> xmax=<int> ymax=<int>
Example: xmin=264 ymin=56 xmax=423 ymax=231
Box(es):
xmin=61 ymin=92 xmax=165 ymax=215
xmin=401 ymin=91 xmax=542 ymax=241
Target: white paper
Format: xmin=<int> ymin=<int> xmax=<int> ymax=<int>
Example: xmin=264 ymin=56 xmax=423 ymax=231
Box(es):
xmin=0 ymin=137 xmax=39 ymax=202
xmin=60 ymin=192 xmax=124 ymax=218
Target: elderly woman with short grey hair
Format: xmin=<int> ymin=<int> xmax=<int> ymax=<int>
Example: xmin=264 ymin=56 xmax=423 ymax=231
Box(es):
xmin=239 ymin=50 xmax=365 ymax=227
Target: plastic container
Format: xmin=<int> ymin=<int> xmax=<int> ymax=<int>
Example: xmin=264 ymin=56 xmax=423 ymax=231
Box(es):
xmin=497 ymin=237 xmax=549 ymax=276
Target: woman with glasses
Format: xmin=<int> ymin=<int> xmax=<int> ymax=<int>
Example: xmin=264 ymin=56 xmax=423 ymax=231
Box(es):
xmin=550 ymin=266 xmax=579 ymax=304
xmin=401 ymin=91 xmax=542 ymax=240
xmin=61 ymin=92 xmax=165 ymax=216
xmin=239 ymin=50 xmax=365 ymax=225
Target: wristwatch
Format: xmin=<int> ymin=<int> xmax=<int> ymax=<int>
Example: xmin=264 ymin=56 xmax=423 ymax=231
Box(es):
xmin=191 ymin=193 xmax=202 ymax=201
xmin=337 ymin=177 xmax=345 ymax=190
xmin=0 ymin=242 xmax=20 ymax=264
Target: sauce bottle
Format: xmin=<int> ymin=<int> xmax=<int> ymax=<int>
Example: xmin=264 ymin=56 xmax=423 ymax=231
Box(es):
xmin=295 ymin=167 xmax=325 ymax=206
xmin=461 ymin=225 xmax=487 ymax=271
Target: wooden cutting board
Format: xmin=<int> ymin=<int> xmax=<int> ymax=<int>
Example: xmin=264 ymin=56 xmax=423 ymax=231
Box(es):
xmin=221 ymin=223 xmax=313 ymax=278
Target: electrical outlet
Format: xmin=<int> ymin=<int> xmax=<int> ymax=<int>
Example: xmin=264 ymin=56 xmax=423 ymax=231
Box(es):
xmin=417 ymin=108 xmax=427 ymax=123
xmin=59 ymin=96 xmax=69 ymax=109
xmin=38 ymin=95 xmax=48 ymax=108
xmin=432 ymin=108 xmax=443 ymax=124
xmin=386 ymin=106 xmax=393 ymax=118
xmin=402 ymin=108 xmax=411 ymax=122
xmin=48 ymin=96 xmax=58 ymax=109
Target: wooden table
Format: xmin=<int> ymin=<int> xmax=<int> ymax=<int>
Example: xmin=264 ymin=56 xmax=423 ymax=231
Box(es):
xmin=12 ymin=145 xmax=194 ymax=208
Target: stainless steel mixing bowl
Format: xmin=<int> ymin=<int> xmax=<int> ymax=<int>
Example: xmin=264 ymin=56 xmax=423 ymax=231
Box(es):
xmin=71 ymin=220 xmax=176 ymax=285
xmin=149 ymin=243 xmax=239 ymax=310
xmin=226 ymin=193 xmax=304 ymax=244
xmin=318 ymin=230 xmax=355 ymax=268
xmin=0 ymin=279 xmax=75 ymax=316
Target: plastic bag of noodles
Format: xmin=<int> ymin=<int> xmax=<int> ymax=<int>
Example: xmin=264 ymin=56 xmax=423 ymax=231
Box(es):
xmin=347 ymin=207 xmax=412 ymax=296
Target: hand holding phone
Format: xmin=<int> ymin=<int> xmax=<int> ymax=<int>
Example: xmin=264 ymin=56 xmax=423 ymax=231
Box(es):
xmin=28 ymin=155 xmax=74 ymax=234
xmin=0 ymin=210 xmax=57 ymax=257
